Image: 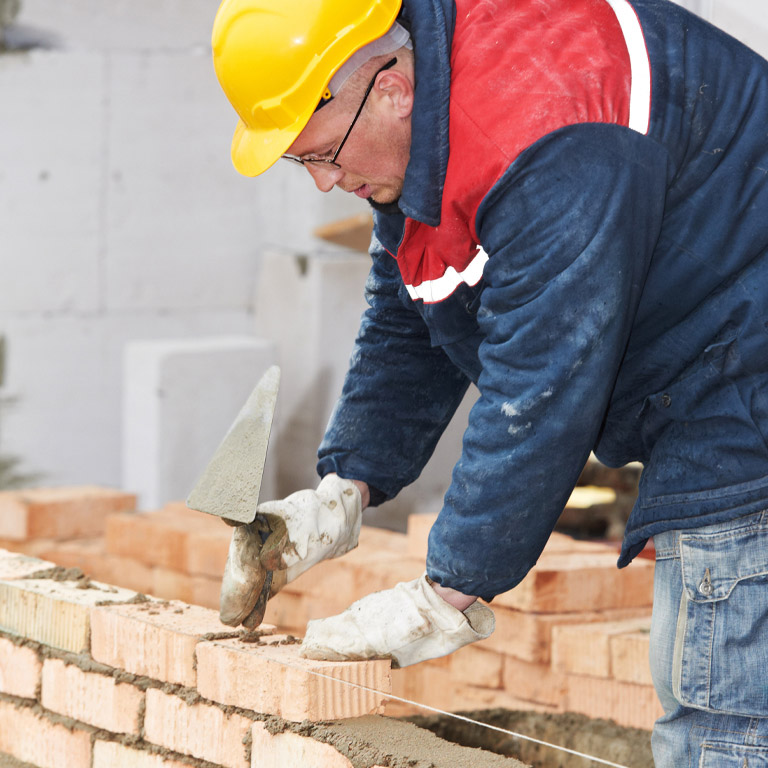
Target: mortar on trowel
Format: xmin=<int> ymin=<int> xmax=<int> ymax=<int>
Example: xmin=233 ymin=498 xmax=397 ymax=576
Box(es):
xmin=186 ymin=365 xmax=280 ymax=629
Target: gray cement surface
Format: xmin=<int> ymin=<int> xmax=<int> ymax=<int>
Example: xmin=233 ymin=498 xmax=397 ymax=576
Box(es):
xmin=269 ymin=715 xmax=530 ymax=768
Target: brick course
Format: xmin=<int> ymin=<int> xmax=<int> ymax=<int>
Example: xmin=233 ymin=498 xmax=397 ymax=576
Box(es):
xmin=0 ymin=577 xmax=138 ymax=653
xmin=143 ymin=688 xmax=252 ymax=768
xmin=0 ymin=636 xmax=40 ymax=698
xmin=92 ymin=741 xmax=192 ymax=768
xmin=0 ymin=486 xmax=135 ymax=541
xmin=196 ymin=635 xmax=390 ymax=720
xmin=0 ymin=483 xmax=662 ymax=742
xmin=41 ymin=657 xmax=143 ymax=733
xmin=0 ymin=699 xmax=92 ymax=768
xmin=90 ymin=600 xmax=242 ymax=688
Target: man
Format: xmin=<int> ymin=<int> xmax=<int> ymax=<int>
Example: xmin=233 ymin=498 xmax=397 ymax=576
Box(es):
xmin=211 ymin=0 xmax=768 ymax=764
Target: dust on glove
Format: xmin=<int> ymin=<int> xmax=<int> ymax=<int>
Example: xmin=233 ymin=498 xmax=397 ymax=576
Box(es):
xmin=219 ymin=474 xmax=362 ymax=627
xmin=300 ymin=572 xmax=495 ymax=668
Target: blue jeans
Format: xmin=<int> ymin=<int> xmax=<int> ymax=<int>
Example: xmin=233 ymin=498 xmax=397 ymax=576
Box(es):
xmin=650 ymin=511 xmax=768 ymax=767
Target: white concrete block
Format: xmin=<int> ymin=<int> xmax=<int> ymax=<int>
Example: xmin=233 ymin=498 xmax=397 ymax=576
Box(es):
xmin=103 ymin=50 xmax=366 ymax=312
xmin=673 ymin=0 xmax=713 ymax=19
xmin=0 ymin=51 xmax=103 ymax=313
xmin=14 ymin=0 xmax=218 ymax=51
xmin=104 ymin=51 xmax=263 ymax=312
xmin=0 ymin=311 xmax=253 ymax=490
xmin=122 ymin=336 xmax=277 ymax=509
xmin=0 ymin=0 xmax=373 ymax=500
xmin=711 ymin=0 xmax=768 ymax=58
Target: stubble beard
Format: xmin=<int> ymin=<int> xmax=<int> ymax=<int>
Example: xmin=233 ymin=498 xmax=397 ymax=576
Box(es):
xmin=368 ymin=197 xmax=402 ymax=215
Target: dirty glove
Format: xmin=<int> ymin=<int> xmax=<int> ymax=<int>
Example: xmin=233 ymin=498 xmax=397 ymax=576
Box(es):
xmin=300 ymin=573 xmax=495 ymax=668
xmin=219 ymin=474 xmax=362 ymax=628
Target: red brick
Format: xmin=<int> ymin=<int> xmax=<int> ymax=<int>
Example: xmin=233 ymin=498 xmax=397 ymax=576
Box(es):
xmin=105 ymin=505 xmax=224 ymax=573
xmin=90 ymin=600 xmax=250 ymax=687
xmin=552 ymin=617 xmax=652 ymax=678
xmin=283 ymin=549 xmax=422 ymax=615
xmin=186 ymin=527 xmax=230 ymax=577
xmin=149 ymin=568 xmax=224 ymax=610
xmin=449 ymin=645 xmax=503 ymax=689
xmin=151 ymin=567 xmax=195 ymax=602
xmin=196 ymin=635 xmax=390 ymax=721
xmin=0 ymin=538 xmax=60 ymax=557
xmin=451 ymin=684 xmax=561 ymax=714
xmin=357 ymin=524 xmax=407 ymax=553
xmin=250 ymin=722 xmax=355 ymax=768
xmin=143 ymin=688 xmax=251 ymax=768
xmin=0 ymin=577 xmax=139 ymax=653
xmin=501 ymin=656 xmax=568 ymax=708
xmin=37 ymin=538 xmax=155 ymax=595
xmin=405 ymin=513 xmax=437 ymax=560
xmin=41 ymin=658 xmax=143 ymax=733
xmin=493 ymin=553 xmax=654 ymax=613
xmin=105 ymin=512 xmax=188 ymax=571
xmin=610 ymin=628 xmax=653 ymax=685
xmin=0 ymin=486 xmax=135 ymax=541
xmin=189 ymin=574 xmax=221 ymax=610
xmin=263 ymin=591 xmax=343 ymax=636
xmin=93 ymin=741 xmax=191 ymax=768
xmin=0 ymin=699 xmax=91 ymax=768
xmin=564 ymin=674 xmax=663 ymax=731
xmin=478 ymin=605 xmax=652 ymax=663
xmin=0 ymin=636 xmax=41 ymax=698
xmin=390 ymin=661 xmax=453 ymax=712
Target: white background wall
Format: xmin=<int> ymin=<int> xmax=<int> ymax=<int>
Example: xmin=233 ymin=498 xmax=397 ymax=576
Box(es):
xmin=1 ymin=0 xmax=768 ymax=503
xmin=677 ymin=0 xmax=768 ymax=57
xmin=0 ymin=0 xmax=367 ymax=492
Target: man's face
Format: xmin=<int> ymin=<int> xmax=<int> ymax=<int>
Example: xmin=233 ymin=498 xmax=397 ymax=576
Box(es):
xmin=284 ymin=65 xmax=413 ymax=206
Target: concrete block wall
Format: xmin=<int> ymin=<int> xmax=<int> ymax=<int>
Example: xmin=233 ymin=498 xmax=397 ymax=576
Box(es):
xmin=0 ymin=481 xmax=660 ymax=733
xmin=0 ymin=547 xmax=528 ymax=768
xmin=0 ymin=0 xmax=367 ymax=493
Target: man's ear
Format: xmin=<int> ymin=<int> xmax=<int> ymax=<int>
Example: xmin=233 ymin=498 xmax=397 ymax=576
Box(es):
xmin=374 ymin=69 xmax=414 ymax=118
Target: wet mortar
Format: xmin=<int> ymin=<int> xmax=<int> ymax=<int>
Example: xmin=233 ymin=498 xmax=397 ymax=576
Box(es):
xmin=407 ymin=709 xmax=654 ymax=768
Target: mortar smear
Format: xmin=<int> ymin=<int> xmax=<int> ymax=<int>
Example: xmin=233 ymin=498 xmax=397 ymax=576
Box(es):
xmin=274 ymin=715 xmax=529 ymax=768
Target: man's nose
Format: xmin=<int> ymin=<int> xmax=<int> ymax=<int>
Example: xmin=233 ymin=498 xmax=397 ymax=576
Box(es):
xmin=305 ymin=163 xmax=343 ymax=192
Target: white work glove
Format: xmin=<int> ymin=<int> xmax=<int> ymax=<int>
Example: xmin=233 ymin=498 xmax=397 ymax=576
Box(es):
xmin=219 ymin=474 xmax=362 ymax=627
xmin=300 ymin=572 xmax=495 ymax=668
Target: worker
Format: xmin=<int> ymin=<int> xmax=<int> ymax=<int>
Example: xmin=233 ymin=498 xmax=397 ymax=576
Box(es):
xmin=210 ymin=0 xmax=768 ymax=764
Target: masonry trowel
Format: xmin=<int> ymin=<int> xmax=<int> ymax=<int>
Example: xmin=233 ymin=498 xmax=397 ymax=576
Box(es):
xmin=186 ymin=364 xmax=280 ymax=627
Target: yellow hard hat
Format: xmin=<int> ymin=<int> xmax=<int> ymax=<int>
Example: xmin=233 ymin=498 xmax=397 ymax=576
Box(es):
xmin=212 ymin=0 xmax=403 ymax=177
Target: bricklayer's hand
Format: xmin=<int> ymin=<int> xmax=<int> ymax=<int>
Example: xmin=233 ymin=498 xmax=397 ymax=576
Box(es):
xmin=219 ymin=474 xmax=362 ymax=627
xmin=300 ymin=573 xmax=495 ymax=668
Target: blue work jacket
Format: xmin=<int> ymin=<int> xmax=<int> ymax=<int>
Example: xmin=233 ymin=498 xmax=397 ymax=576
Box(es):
xmin=317 ymin=0 xmax=768 ymax=601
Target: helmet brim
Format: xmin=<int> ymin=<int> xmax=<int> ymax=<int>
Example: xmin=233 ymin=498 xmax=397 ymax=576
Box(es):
xmin=231 ymin=114 xmax=307 ymax=177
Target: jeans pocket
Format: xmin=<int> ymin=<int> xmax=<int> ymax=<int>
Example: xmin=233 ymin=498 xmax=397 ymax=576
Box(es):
xmin=700 ymin=743 xmax=768 ymax=767
xmin=673 ymin=520 xmax=768 ymax=716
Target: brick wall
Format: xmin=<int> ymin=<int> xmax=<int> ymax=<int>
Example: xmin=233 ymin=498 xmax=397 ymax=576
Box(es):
xmin=0 ymin=547 xmax=530 ymax=768
xmin=0 ymin=481 xmax=661 ymax=768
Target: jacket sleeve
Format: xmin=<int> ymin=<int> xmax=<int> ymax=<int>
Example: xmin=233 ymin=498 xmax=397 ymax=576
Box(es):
xmin=427 ymin=123 xmax=670 ymax=600
xmin=317 ymin=230 xmax=471 ymax=502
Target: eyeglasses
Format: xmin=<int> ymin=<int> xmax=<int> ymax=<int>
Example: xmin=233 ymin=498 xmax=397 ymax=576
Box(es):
xmin=282 ymin=58 xmax=397 ymax=170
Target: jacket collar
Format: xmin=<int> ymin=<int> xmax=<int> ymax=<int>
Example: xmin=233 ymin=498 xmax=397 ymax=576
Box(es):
xmin=397 ymin=0 xmax=455 ymax=227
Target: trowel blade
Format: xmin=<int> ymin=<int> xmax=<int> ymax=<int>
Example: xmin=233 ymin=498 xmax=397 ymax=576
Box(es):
xmin=186 ymin=365 xmax=280 ymax=525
